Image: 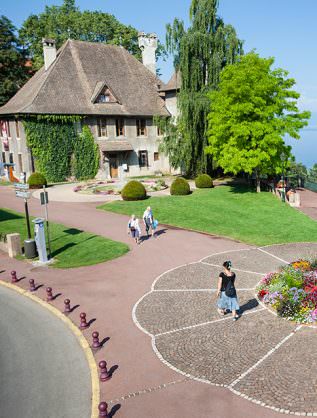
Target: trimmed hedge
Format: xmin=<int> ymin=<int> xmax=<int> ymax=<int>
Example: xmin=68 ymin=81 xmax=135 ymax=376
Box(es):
xmin=170 ymin=177 xmax=190 ymax=196
xmin=27 ymin=172 xmax=47 ymax=189
xmin=195 ymin=174 xmax=213 ymax=188
xmin=121 ymin=181 xmax=147 ymax=201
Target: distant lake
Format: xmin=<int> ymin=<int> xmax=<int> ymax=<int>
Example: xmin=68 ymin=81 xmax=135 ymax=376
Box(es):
xmin=285 ymin=112 xmax=317 ymax=169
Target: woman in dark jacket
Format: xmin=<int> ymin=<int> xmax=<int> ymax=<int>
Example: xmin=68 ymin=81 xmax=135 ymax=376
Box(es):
xmin=216 ymin=260 xmax=240 ymax=320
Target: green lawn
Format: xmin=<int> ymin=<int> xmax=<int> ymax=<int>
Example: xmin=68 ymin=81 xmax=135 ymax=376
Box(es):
xmin=99 ymin=185 xmax=317 ymax=246
xmin=0 ymin=208 xmax=129 ymax=268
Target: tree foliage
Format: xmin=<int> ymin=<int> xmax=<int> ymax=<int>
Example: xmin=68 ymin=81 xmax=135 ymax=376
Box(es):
xmin=0 ymin=15 xmax=30 ymax=105
xmin=73 ymin=125 xmax=100 ymax=180
xmin=206 ymin=53 xmax=311 ymax=191
xmin=163 ymin=0 xmax=243 ymax=176
xmin=19 ymin=0 xmax=166 ymax=70
xmin=309 ymin=163 xmax=317 ymax=181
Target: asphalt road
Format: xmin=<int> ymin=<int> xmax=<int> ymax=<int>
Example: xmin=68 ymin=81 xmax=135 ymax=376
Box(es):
xmin=0 ymin=285 xmax=91 ymax=418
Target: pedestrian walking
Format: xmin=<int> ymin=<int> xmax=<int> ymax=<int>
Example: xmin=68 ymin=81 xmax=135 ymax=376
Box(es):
xmin=216 ymin=261 xmax=240 ymax=321
xmin=143 ymin=206 xmax=155 ymax=237
xmin=128 ymin=214 xmax=141 ymax=244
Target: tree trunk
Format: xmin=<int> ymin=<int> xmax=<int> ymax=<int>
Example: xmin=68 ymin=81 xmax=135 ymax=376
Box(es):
xmin=256 ymin=172 xmax=261 ymax=193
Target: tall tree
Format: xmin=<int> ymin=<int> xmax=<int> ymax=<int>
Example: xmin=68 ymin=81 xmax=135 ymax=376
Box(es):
xmin=19 ymin=0 xmax=165 ymax=70
xmin=206 ymin=53 xmax=311 ymax=192
xmin=0 ymin=16 xmax=29 ymax=106
xmin=163 ymin=0 xmax=243 ymax=176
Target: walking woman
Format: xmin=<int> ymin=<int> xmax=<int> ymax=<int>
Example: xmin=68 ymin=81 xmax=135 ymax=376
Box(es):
xmin=217 ymin=261 xmax=240 ymax=320
xmin=128 ymin=214 xmax=141 ymax=244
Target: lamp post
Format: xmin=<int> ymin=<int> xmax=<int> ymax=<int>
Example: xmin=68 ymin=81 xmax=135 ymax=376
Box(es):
xmin=281 ymin=152 xmax=286 ymax=202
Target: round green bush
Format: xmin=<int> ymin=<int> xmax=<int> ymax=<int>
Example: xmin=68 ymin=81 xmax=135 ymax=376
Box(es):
xmin=195 ymin=174 xmax=213 ymax=188
xmin=170 ymin=177 xmax=190 ymax=196
xmin=121 ymin=180 xmax=147 ymax=201
xmin=27 ymin=172 xmax=47 ymax=189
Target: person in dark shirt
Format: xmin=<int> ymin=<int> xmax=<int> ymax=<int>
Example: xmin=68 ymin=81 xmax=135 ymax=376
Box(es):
xmin=216 ymin=260 xmax=240 ymax=321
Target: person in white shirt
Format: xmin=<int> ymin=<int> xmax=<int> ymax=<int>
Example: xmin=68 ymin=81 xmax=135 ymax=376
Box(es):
xmin=128 ymin=214 xmax=141 ymax=244
xmin=143 ymin=206 xmax=154 ymax=237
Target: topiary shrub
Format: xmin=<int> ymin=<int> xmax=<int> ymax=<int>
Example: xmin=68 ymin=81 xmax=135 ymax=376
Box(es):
xmin=195 ymin=174 xmax=213 ymax=188
xmin=27 ymin=172 xmax=47 ymax=189
xmin=121 ymin=181 xmax=147 ymax=201
xmin=170 ymin=177 xmax=190 ymax=196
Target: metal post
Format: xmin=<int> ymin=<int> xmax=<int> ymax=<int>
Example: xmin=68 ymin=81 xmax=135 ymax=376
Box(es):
xmin=24 ymin=198 xmax=31 ymax=239
xmin=43 ymin=186 xmax=52 ymax=259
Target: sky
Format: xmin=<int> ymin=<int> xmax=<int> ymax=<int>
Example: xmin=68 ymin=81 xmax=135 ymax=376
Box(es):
xmin=1 ymin=0 xmax=316 ymax=167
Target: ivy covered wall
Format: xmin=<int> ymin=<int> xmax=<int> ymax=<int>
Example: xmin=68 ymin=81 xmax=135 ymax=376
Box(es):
xmin=23 ymin=116 xmax=99 ymax=183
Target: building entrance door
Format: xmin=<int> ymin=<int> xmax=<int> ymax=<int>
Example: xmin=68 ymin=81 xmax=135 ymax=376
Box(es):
xmin=109 ymin=155 xmax=118 ymax=178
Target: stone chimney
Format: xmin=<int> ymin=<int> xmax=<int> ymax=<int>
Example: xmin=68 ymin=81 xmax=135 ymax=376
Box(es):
xmin=138 ymin=32 xmax=158 ymax=75
xmin=42 ymin=38 xmax=57 ymax=71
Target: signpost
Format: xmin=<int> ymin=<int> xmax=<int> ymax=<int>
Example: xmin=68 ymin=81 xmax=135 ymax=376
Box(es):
xmin=40 ymin=186 xmax=51 ymax=259
xmin=14 ymin=183 xmax=31 ymax=239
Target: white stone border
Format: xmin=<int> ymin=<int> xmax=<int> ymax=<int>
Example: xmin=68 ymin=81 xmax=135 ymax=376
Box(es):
xmin=131 ymin=243 xmax=317 ymax=416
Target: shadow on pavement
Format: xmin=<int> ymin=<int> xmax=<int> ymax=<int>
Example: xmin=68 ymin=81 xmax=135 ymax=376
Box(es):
xmin=109 ymin=404 xmax=121 ymax=417
xmin=239 ymin=298 xmax=259 ymax=314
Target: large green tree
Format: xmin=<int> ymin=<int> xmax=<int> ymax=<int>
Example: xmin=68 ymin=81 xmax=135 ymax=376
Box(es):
xmin=162 ymin=0 xmax=243 ymax=176
xmin=206 ymin=53 xmax=311 ymax=191
xmin=0 ymin=16 xmax=29 ymax=106
xmin=19 ymin=0 xmax=165 ymax=70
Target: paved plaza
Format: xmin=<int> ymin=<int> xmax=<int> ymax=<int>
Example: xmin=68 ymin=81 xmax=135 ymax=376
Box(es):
xmin=1 ymin=185 xmax=317 ymax=417
xmin=135 ymin=243 xmax=317 ymax=415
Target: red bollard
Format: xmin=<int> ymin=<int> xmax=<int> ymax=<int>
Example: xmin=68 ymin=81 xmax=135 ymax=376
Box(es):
xmin=92 ymin=331 xmax=101 ymax=349
xmin=64 ymin=299 xmax=71 ymax=313
xmin=99 ymin=361 xmax=111 ymax=382
xmin=46 ymin=287 xmax=53 ymax=302
xmin=29 ymin=279 xmax=36 ymax=292
xmin=98 ymin=402 xmax=109 ymax=417
xmin=11 ymin=271 xmax=18 ymax=283
xmin=80 ymin=312 xmax=89 ymax=329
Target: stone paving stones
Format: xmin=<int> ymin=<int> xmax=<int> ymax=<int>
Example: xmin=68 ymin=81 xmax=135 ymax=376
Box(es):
xmin=262 ymin=242 xmax=317 ymax=264
xmin=154 ymin=262 xmax=261 ymax=290
xmin=136 ymin=290 xmax=259 ymax=335
xmin=234 ymin=326 xmax=317 ymax=413
xmin=155 ymin=310 xmax=295 ymax=386
xmin=202 ymin=249 xmax=286 ymax=273
xmin=135 ymin=243 xmax=317 ymax=414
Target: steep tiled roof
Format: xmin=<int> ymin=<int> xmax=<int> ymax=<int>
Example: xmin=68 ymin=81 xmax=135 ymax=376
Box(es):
xmin=0 ymin=40 xmax=169 ymax=117
xmin=160 ymin=71 xmax=181 ymax=92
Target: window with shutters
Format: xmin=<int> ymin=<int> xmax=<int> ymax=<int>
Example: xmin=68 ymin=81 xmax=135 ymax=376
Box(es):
xmin=138 ymin=150 xmax=148 ymax=167
xmin=97 ymin=118 xmax=107 ymax=137
xmin=136 ymin=119 xmax=147 ymax=137
xmin=116 ymin=119 xmax=125 ymax=137
xmin=15 ymin=120 xmax=20 ymax=138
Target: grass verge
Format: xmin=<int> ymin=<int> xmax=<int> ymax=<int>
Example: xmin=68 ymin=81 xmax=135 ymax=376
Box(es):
xmin=99 ymin=185 xmax=317 ymax=246
xmin=0 ymin=208 xmax=129 ymax=268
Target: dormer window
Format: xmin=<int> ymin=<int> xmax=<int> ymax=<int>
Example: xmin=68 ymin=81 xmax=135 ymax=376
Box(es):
xmin=96 ymin=86 xmax=116 ymax=104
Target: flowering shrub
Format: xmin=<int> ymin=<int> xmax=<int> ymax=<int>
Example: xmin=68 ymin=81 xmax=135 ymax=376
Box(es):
xmin=256 ymin=259 xmax=317 ymax=324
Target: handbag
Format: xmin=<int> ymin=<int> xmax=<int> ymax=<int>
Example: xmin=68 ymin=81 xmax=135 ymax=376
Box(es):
xmin=225 ymin=279 xmax=236 ymax=297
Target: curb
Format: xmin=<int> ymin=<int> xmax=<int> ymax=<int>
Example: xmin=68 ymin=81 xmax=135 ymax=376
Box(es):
xmin=0 ymin=279 xmax=100 ymax=418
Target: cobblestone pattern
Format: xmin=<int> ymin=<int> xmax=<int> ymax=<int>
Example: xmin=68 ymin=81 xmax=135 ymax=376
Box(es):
xmin=155 ymin=263 xmax=261 ymax=290
xmin=234 ymin=326 xmax=317 ymax=413
xmin=263 ymin=242 xmax=317 ymax=264
xmin=202 ymin=248 xmax=286 ymax=273
xmin=135 ymin=243 xmax=317 ymax=414
xmin=136 ymin=290 xmax=259 ymax=335
xmin=155 ymin=310 xmax=295 ymax=386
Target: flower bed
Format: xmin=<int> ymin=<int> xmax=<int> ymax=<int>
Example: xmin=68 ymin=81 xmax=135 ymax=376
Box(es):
xmin=73 ymin=179 xmax=167 ymax=195
xmin=257 ymin=259 xmax=317 ymax=324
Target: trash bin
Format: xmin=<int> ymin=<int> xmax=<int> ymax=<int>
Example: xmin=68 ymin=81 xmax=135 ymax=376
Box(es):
xmin=24 ymin=239 xmax=37 ymax=259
